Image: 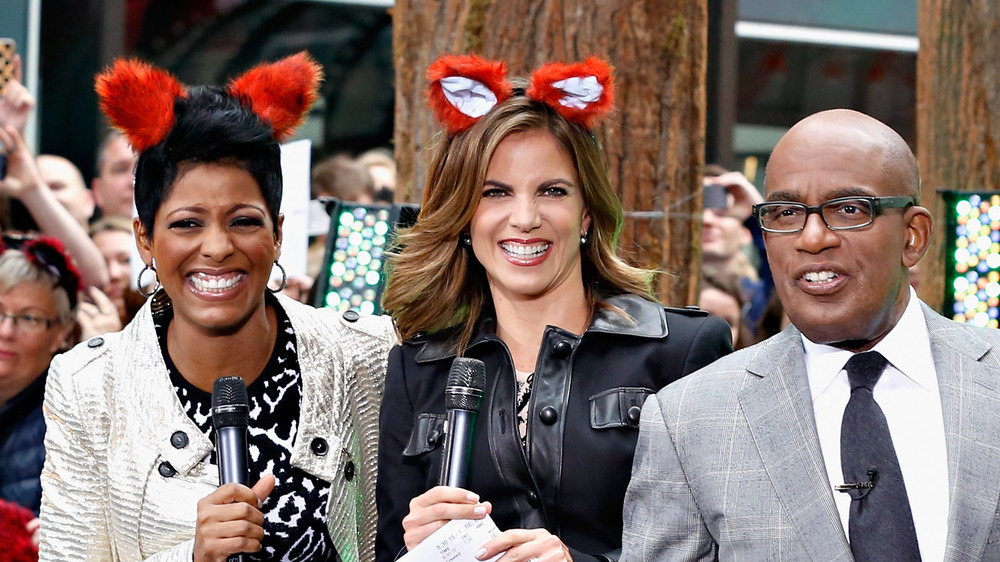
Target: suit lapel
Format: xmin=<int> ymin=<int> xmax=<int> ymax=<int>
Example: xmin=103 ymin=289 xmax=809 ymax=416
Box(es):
xmin=739 ymin=329 xmax=852 ymax=561
xmin=924 ymin=306 xmax=1000 ymax=560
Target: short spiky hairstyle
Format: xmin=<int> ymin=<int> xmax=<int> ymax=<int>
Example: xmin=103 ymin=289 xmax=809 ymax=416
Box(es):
xmin=133 ymin=85 xmax=282 ymax=235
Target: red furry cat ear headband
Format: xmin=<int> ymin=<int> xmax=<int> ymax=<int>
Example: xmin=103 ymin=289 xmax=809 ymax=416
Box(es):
xmin=427 ymin=54 xmax=614 ymax=134
xmin=95 ymin=52 xmax=322 ymax=152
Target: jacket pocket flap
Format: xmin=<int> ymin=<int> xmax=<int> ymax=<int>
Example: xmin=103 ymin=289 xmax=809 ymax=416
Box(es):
xmin=402 ymin=413 xmax=447 ymax=456
xmin=589 ymin=387 xmax=653 ymax=429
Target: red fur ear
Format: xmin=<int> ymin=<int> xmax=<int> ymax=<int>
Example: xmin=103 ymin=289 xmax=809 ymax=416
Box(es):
xmin=95 ymin=59 xmax=187 ymax=152
xmin=227 ymin=52 xmax=323 ymax=142
xmin=427 ymin=54 xmax=512 ymax=134
xmin=527 ymin=57 xmax=615 ymax=128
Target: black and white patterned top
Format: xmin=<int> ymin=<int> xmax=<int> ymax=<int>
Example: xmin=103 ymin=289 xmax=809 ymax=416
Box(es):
xmin=155 ymin=296 xmax=338 ymax=561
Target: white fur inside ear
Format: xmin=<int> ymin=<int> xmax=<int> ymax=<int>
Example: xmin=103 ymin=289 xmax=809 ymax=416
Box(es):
xmin=440 ymin=76 xmax=498 ymax=118
xmin=551 ymin=76 xmax=602 ymax=109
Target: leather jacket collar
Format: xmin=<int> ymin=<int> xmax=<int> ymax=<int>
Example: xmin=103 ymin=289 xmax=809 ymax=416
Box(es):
xmin=414 ymin=293 xmax=667 ymax=363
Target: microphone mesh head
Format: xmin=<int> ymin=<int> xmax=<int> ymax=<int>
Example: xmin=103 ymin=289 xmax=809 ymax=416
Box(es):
xmin=212 ymin=376 xmax=249 ymax=429
xmin=445 ymin=357 xmax=486 ymax=411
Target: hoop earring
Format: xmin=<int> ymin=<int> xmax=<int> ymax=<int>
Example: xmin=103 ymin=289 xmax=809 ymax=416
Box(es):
xmin=269 ymin=261 xmax=288 ymax=293
xmin=137 ymin=263 xmax=161 ymax=298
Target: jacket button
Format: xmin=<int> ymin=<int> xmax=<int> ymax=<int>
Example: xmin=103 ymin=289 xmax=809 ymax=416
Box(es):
xmin=87 ymin=337 xmax=104 ymax=348
xmin=627 ymin=405 xmax=643 ymax=425
xmin=527 ymin=490 xmax=540 ymax=507
xmin=344 ymin=461 xmax=356 ymax=481
xmin=170 ymin=431 xmax=189 ymax=449
xmin=539 ymin=406 xmax=558 ymax=425
xmin=310 ymin=437 xmax=329 ymax=456
xmin=553 ymin=340 xmax=572 ymax=358
xmin=427 ymin=428 xmax=443 ymax=446
xmin=342 ymin=310 xmax=360 ymax=322
xmin=158 ymin=461 xmax=176 ymax=478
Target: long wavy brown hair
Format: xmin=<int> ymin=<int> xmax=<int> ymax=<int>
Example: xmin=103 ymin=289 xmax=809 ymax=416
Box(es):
xmin=382 ymin=95 xmax=654 ymax=352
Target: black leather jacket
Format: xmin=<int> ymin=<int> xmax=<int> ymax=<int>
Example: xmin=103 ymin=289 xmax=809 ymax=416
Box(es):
xmin=375 ymin=294 xmax=733 ymax=562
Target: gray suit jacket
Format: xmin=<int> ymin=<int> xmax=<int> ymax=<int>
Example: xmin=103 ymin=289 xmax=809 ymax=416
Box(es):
xmin=622 ymin=302 xmax=1000 ymax=561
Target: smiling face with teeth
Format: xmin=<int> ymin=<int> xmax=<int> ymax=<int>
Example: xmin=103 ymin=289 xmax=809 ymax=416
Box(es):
xmin=135 ymin=162 xmax=281 ymax=334
xmin=470 ymin=129 xmax=591 ymax=303
xmin=762 ymin=110 xmax=932 ymax=351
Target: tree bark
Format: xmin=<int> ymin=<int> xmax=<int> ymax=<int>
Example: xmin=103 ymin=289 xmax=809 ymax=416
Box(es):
xmin=393 ymin=0 xmax=708 ymax=306
xmin=916 ymin=0 xmax=1000 ymax=311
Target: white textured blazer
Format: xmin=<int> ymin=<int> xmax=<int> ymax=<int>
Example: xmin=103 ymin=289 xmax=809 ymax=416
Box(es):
xmin=39 ymin=293 xmax=396 ymax=562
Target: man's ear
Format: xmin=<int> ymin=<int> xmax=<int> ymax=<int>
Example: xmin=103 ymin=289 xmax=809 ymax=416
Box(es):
xmin=132 ymin=217 xmax=153 ymax=265
xmin=902 ymin=206 xmax=933 ymax=268
xmin=92 ymin=178 xmax=105 ymax=208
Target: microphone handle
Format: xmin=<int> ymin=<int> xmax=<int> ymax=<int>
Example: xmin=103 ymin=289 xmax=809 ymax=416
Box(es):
xmin=216 ymin=425 xmax=248 ymax=562
xmin=440 ymin=408 xmax=477 ymax=488
xmin=216 ymin=425 xmax=249 ymax=486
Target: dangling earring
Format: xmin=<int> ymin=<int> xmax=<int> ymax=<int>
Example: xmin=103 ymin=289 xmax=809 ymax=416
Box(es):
xmin=460 ymin=233 xmax=472 ymax=247
xmin=137 ymin=263 xmax=161 ymax=298
xmin=269 ymin=261 xmax=288 ymax=293
xmin=580 ymin=232 xmax=588 ymax=245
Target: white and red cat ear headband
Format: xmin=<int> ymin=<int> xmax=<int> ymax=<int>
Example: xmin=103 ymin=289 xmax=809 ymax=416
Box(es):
xmin=427 ymin=54 xmax=615 ymax=134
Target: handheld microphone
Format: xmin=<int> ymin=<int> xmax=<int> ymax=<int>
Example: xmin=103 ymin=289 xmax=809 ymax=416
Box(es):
xmin=212 ymin=376 xmax=250 ymax=562
xmin=438 ymin=357 xmax=486 ymax=488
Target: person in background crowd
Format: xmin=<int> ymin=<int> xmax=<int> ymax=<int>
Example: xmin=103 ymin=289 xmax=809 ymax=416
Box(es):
xmin=312 ymin=153 xmax=376 ymax=204
xmin=91 ymin=131 xmax=138 ymax=220
xmin=376 ymin=55 xmax=732 ymax=562
xmin=0 ymin=126 xmax=108 ymax=289
xmin=36 ymin=155 xmax=96 ymax=227
xmin=0 ymin=236 xmax=80 ymax=547
xmin=306 ymin=153 xmax=377 ymax=286
xmin=40 ymin=52 xmax=395 ymax=562
xmin=623 ymin=108 xmax=1000 ymax=562
xmin=701 ymin=165 xmax=772 ymax=335
xmin=74 ymin=216 xmax=146 ymax=341
xmin=357 ymin=147 xmax=396 ymax=204
xmin=0 ymin=60 xmax=109 ymax=290
xmin=87 ymin=216 xmax=143 ymax=325
xmin=699 ymin=270 xmax=750 ymax=349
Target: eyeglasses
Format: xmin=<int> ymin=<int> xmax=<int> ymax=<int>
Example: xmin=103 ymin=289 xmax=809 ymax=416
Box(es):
xmin=751 ymin=196 xmax=915 ymax=233
xmin=0 ymin=311 xmax=57 ymax=333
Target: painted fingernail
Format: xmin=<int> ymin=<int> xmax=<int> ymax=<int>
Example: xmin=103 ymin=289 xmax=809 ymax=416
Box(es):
xmin=466 ymin=492 xmax=480 ymax=501
xmin=474 ymin=505 xmax=487 ymax=515
xmin=475 ymin=548 xmax=487 ymax=559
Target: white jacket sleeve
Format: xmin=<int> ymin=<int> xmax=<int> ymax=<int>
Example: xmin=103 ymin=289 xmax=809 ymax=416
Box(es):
xmin=39 ymin=353 xmax=113 ymax=561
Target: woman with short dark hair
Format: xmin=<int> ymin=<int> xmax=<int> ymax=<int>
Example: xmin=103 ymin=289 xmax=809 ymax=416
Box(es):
xmin=40 ymin=54 xmax=395 ymax=562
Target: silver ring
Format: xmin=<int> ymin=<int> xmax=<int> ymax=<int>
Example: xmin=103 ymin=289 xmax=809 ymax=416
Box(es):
xmin=527 ymin=558 xmax=540 ymax=562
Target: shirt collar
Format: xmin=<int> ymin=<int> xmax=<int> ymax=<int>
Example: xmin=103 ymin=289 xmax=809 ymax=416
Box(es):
xmin=803 ymin=286 xmax=934 ymax=398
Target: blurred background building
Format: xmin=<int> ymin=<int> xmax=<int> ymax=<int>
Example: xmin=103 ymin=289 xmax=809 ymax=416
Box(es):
xmin=1 ymin=0 xmax=916 ymax=188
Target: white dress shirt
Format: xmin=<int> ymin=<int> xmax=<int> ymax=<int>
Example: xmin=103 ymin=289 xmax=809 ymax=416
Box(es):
xmin=804 ymin=287 xmax=949 ymax=561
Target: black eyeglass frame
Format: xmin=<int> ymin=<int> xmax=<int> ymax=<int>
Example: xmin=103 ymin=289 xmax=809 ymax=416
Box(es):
xmin=0 ymin=311 xmax=58 ymax=332
xmin=751 ymin=195 xmax=916 ymax=233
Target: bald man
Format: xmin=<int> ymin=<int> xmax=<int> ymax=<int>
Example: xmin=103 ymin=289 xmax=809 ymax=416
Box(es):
xmin=622 ymin=109 xmax=1000 ymax=561
xmin=36 ymin=154 xmax=95 ymax=226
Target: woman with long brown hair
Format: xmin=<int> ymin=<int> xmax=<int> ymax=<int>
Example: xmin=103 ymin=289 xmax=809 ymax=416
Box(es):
xmin=376 ymin=55 xmax=733 ymax=562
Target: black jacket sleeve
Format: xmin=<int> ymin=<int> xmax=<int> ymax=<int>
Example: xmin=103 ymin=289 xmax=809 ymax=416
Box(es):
xmin=376 ymin=345 xmax=424 ymax=562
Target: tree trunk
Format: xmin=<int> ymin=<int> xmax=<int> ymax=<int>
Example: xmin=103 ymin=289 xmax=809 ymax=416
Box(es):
xmin=916 ymin=0 xmax=1000 ymax=311
xmin=393 ymin=0 xmax=708 ymax=306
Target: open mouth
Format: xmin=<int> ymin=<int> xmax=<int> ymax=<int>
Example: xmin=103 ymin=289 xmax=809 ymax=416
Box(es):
xmin=802 ymin=271 xmax=839 ymax=284
xmin=500 ymin=241 xmax=551 ymax=259
xmin=189 ymin=271 xmax=246 ymax=292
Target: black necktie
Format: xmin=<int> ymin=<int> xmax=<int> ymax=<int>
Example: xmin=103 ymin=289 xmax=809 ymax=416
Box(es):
xmin=839 ymin=351 xmax=921 ymax=561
